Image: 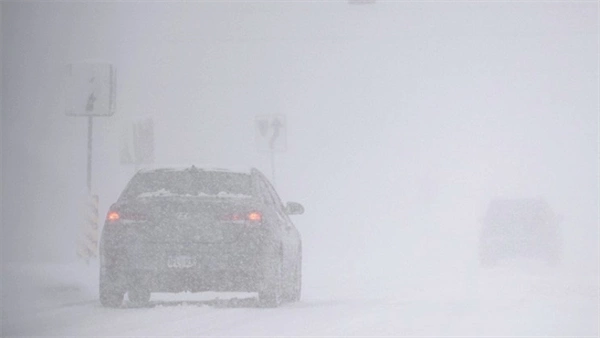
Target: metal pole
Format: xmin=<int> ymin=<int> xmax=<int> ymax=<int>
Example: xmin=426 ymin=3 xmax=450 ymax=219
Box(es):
xmin=270 ymin=151 xmax=276 ymax=186
xmin=87 ymin=116 xmax=93 ymax=194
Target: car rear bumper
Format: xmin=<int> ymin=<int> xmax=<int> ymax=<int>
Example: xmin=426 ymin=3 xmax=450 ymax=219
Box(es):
xmin=111 ymin=268 xmax=262 ymax=293
xmin=101 ymin=242 xmax=269 ymax=293
xmin=479 ymin=237 xmax=559 ymax=258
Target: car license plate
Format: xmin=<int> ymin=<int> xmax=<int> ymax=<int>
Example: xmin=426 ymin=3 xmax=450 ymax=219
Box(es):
xmin=167 ymin=255 xmax=196 ymax=269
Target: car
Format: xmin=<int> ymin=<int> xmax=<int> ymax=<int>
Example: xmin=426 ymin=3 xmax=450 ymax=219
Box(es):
xmin=478 ymin=198 xmax=561 ymax=267
xmin=99 ymin=166 xmax=304 ymax=308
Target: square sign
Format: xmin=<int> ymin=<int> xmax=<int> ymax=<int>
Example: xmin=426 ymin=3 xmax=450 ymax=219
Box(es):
xmin=64 ymin=62 xmax=116 ymax=116
xmin=119 ymin=118 xmax=155 ymax=165
xmin=255 ymin=115 xmax=286 ymax=152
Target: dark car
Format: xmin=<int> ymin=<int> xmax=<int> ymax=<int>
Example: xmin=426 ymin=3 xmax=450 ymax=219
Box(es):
xmin=99 ymin=166 xmax=304 ymax=308
xmin=478 ymin=198 xmax=561 ymax=267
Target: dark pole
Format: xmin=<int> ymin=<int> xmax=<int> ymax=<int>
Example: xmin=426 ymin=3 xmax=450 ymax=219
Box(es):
xmin=270 ymin=151 xmax=276 ymax=187
xmin=87 ymin=116 xmax=93 ymax=194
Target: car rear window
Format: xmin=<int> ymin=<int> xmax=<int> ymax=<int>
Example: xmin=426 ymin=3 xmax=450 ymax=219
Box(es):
xmin=484 ymin=199 xmax=550 ymax=232
xmin=122 ymin=169 xmax=252 ymax=199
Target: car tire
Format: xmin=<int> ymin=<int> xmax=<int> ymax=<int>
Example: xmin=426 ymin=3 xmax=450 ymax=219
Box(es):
xmin=99 ymin=268 xmax=125 ymax=308
xmin=128 ymin=287 xmax=151 ymax=307
xmin=259 ymin=256 xmax=283 ymax=308
xmin=291 ymin=254 xmax=302 ymax=302
xmin=282 ymin=254 xmax=301 ymax=303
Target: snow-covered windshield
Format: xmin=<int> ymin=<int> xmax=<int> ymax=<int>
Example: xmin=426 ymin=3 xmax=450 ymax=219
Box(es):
xmin=122 ymin=170 xmax=252 ymax=199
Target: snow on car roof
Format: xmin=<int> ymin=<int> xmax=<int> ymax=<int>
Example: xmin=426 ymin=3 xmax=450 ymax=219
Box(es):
xmin=137 ymin=165 xmax=254 ymax=175
xmin=488 ymin=197 xmax=550 ymax=210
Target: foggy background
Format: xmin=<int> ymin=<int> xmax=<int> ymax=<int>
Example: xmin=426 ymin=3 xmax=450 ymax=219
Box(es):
xmin=2 ymin=1 xmax=598 ymax=300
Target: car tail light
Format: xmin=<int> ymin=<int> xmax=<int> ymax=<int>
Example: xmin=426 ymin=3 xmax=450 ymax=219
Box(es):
xmin=247 ymin=212 xmax=262 ymax=222
xmin=107 ymin=211 xmax=120 ymax=222
xmin=222 ymin=211 xmax=262 ymax=224
xmin=106 ymin=209 xmax=147 ymax=222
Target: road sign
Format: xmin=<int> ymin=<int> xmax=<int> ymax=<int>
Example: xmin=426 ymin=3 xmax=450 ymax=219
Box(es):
xmin=120 ymin=118 xmax=155 ymax=165
xmin=255 ymin=115 xmax=286 ymax=152
xmin=64 ymin=62 xmax=116 ymax=116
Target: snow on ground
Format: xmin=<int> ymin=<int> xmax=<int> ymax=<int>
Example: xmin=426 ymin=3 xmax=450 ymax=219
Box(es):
xmin=2 ymin=257 xmax=598 ymax=337
xmin=1 ymin=262 xmax=99 ymax=334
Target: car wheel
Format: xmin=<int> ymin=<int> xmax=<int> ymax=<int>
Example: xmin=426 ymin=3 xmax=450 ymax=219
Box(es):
xmin=291 ymin=254 xmax=302 ymax=302
xmin=99 ymin=268 xmax=125 ymax=308
xmin=259 ymin=256 xmax=283 ymax=308
xmin=128 ymin=287 xmax=151 ymax=307
xmin=282 ymin=254 xmax=301 ymax=303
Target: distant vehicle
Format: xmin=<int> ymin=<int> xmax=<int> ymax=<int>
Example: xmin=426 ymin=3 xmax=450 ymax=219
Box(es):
xmin=478 ymin=198 xmax=561 ymax=267
xmin=99 ymin=166 xmax=304 ymax=308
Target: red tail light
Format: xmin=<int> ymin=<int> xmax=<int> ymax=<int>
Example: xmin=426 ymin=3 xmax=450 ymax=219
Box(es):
xmin=222 ymin=211 xmax=262 ymax=224
xmin=106 ymin=209 xmax=147 ymax=222
xmin=247 ymin=212 xmax=262 ymax=222
xmin=107 ymin=211 xmax=120 ymax=222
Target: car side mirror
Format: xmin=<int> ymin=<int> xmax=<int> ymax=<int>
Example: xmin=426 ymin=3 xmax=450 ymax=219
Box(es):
xmin=285 ymin=202 xmax=304 ymax=215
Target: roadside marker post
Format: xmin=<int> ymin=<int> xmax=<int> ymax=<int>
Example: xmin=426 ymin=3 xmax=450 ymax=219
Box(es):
xmin=77 ymin=195 xmax=99 ymax=263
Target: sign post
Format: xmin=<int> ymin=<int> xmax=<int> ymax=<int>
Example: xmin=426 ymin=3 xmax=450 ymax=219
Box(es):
xmin=64 ymin=62 xmax=116 ymax=263
xmin=87 ymin=117 xmax=93 ymax=193
xmin=64 ymin=62 xmax=116 ymax=193
xmin=255 ymin=115 xmax=286 ymax=185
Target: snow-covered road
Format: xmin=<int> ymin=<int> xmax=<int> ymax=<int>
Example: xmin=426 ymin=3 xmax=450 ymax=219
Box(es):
xmin=3 ymin=260 xmax=598 ymax=337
